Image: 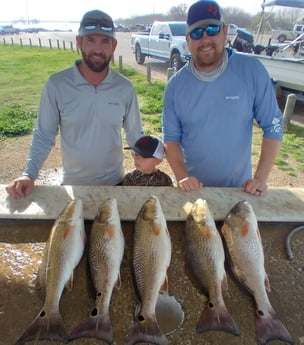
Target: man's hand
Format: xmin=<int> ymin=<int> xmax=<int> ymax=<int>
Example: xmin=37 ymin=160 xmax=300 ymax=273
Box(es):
xmin=177 ymin=176 xmax=203 ymax=192
xmin=242 ymin=178 xmax=268 ymax=197
xmin=5 ymin=176 xmax=35 ymax=199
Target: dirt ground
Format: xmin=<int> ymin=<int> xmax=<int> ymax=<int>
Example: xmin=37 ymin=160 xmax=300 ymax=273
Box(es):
xmin=0 ymin=219 xmax=304 ymax=345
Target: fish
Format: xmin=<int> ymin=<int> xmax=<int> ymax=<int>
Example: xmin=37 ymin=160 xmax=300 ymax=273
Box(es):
xmin=184 ymin=198 xmax=240 ymax=336
xmin=124 ymin=195 xmax=171 ymax=345
xmin=221 ymin=200 xmax=294 ymax=345
xmin=15 ymin=199 xmax=86 ymax=345
xmin=69 ymin=198 xmax=125 ymax=344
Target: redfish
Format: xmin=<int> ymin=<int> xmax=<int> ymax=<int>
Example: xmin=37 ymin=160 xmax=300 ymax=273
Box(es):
xmin=221 ymin=200 xmax=294 ymax=345
xmin=185 ymin=198 xmax=240 ymax=336
xmin=15 ymin=199 xmax=86 ymax=345
xmin=69 ymin=198 xmax=124 ymax=344
xmin=124 ymin=195 xmax=171 ymax=345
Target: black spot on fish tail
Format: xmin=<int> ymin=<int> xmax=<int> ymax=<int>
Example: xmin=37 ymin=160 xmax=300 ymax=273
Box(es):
xmin=69 ymin=309 xmax=113 ymax=344
xmin=196 ymin=302 xmax=240 ymax=336
xmin=124 ymin=315 xmax=168 ymax=345
xmin=255 ymin=311 xmax=294 ymax=345
xmin=14 ymin=309 xmax=68 ymax=345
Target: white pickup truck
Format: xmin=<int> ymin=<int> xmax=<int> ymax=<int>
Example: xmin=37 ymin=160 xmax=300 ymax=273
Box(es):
xmin=271 ymin=23 xmax=304 ymax=43
xmin=131 ymin=21 xmax=191 ymax=72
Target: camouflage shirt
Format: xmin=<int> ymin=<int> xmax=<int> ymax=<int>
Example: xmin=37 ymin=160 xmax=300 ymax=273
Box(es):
xmin=122 ymin=169 xmax=173 ymax=186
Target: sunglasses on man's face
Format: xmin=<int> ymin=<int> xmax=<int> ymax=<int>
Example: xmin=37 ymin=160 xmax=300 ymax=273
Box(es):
xmin=189 ymin=24 xmax=222 ymax=40
xmin=83 ymin=23 xmax=114 ymax=33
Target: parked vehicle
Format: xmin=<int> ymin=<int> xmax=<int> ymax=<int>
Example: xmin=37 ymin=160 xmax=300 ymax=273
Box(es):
xmin=131 ymin=21 xmax=191 ymax=73
xmin=130 ymin=24 xmax=146 ymax=32
xmin=271 ymin=23 xmax=304 ymax=43
xmin=0 ymin=25 xmax=19 ymax=35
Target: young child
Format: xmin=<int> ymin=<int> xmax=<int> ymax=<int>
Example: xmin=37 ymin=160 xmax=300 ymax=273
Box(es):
xmin=122 ymin=135 xmax=173 ymax=186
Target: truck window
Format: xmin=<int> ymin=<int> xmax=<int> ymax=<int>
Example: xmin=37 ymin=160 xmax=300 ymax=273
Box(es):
xmin=151 ymin=24 xmax=161 ymax=36
xmin=169 ymin=23 xmax=187 ymax=36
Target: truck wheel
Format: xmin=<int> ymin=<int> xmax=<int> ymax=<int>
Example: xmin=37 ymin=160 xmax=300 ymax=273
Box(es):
xmin=170 ymin=53 xmax=183 ymax=73
xmin=278 ymin=35 xmax=286 ymax=43
xmin=135 ymin=45 xmax=145 ymax=64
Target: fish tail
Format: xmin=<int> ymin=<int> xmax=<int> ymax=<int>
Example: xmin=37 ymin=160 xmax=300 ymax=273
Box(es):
xmin=69 ymin=309 xmax=113 ymax=344
xmin=124 ymin=316 xmax=168 ymax=345
xmin=255 ymin=311 xmax=294 ymax=345
xmin=196 ymin=303 xmax=240 ymax=336
xmin=15 ymin=309 xmax=67 ymax=345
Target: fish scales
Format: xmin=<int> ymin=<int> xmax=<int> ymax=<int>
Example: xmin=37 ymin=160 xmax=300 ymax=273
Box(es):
xmin=15 ymin=199 xmax=86 ymax=345
xmin=185 ymin=198 xmax=240 ymax=336
xmin=69 ymin=198 xmax=124 ymax=344
xmin=221 ymin=200 xmax=294 ymax=345
xmin=124 ymin=195 xmax=171 ymax=345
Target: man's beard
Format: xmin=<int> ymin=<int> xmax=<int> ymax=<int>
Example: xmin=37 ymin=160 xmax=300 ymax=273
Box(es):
xmin=82 ymin=51 xmax=111 ymax=73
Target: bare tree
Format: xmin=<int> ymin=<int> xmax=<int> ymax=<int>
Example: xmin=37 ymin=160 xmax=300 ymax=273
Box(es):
xmin=223 ymin=7 xmax=253 ymax=29
xmin=167 ymin=3 xmax=188 ymax=20
xmin=269 ymin=8 xmax=303 ymax=28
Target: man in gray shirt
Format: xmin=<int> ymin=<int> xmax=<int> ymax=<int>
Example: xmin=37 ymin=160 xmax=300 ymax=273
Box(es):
xmin=6 ymin=9 xmax=143 ymax=199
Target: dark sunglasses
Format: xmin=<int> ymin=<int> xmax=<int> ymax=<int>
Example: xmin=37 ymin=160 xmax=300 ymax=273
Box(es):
xmin=83 ymin=23 xmax=114 ymax=33
xmin=189 ymin=24 xmax=222 ymax=40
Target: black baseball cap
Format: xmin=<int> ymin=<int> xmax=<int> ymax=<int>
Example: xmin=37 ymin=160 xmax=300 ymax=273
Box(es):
xmin=125 ymin=135 xmax=164 ymax=159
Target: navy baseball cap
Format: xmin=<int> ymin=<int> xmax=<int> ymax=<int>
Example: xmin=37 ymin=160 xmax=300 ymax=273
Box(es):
xmin=186 ymin=0 xmax=225 ymax=34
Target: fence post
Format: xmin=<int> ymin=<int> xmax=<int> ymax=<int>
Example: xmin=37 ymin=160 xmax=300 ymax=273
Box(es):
xmin=3 ymin=37 xmax=6 ymax=45
xmin=29 ymin=38 xmax=32 ymax=47
xmin=19 ymin=38 xmax=23 ymax=47
xmin=11 ymin=37 xmax=14 ymax=46
xmin=119 ymin=55 xmax=123 ymax=73
xmin=70 ymin=41 xmax=73 ymax=51
xmin=146 ymin=62 xmax=152 ymax=84
xmin=38 ymin=38 xmax=42 ymax=48
xmin=49 ymin=39 xmax=52 ymax=49
xmin=57 ymin=39 xmax=60 ymax=49
xmin=63 ymin=40 xmax=66 ymax=50
xmin=167 ymin=68 xmax=174 ymax=81
xmin=283 ymin=93 xmax=297 ymax=130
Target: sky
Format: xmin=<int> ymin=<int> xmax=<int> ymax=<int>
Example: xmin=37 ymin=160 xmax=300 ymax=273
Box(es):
xmin=0 ymin=0 xmax=263 ymax=23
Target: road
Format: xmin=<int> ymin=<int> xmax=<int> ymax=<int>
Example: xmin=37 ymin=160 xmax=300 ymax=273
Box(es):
xmin=1 ymin=31 xmax=169 ymax=82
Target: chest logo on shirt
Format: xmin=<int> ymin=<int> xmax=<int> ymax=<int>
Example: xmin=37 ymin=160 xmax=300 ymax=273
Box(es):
xmin=225 ymin=96 xmax=240 ymax=100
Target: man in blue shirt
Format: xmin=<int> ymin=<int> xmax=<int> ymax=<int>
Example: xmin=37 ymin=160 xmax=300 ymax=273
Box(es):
xmin=162 ymin=0 xmax=283 ymax=196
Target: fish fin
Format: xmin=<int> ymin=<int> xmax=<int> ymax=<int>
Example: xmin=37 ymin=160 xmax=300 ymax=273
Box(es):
xmin=264 ymin=273 xmax=271 ymax=292
xmin=107 ymin=223 xmax=118 ymax=239
xmin=65 ymin=272 xmax=74 ymax=292
xmin=153 ymin=222 xmax=161 ymax=236
xmin=69 ymin=308 xmax=113 ymax=344
xmin=196 ymin=302 xmax=240 ymax=336
xmin=14 ymin=308 xmax=67 ymax=345
xmin=124 ymin=315 xmax=168 ymax=345
xmin=63 ymin=223 xmax=73 ymax=240
xmin=241 ymin=221 xmax=249 ymax=237
xmin=115 ymin=273 xmax=122 ymax=290
xmin=160 ymin=275 xmax=169 ymax=295
xmin=221 ymin=272 xmax=229 ymax=293
xmin=203 ymin=225 xmax=212 ymax=239
xmin=256 ymin=225 xmax=263 ymax=242
xmin=255 ymin=311 xmax=294 ymax=345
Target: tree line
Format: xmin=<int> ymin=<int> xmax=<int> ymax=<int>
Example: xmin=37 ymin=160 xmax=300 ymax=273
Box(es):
xmin=116 ymin=2 xmax=304 ymax=33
